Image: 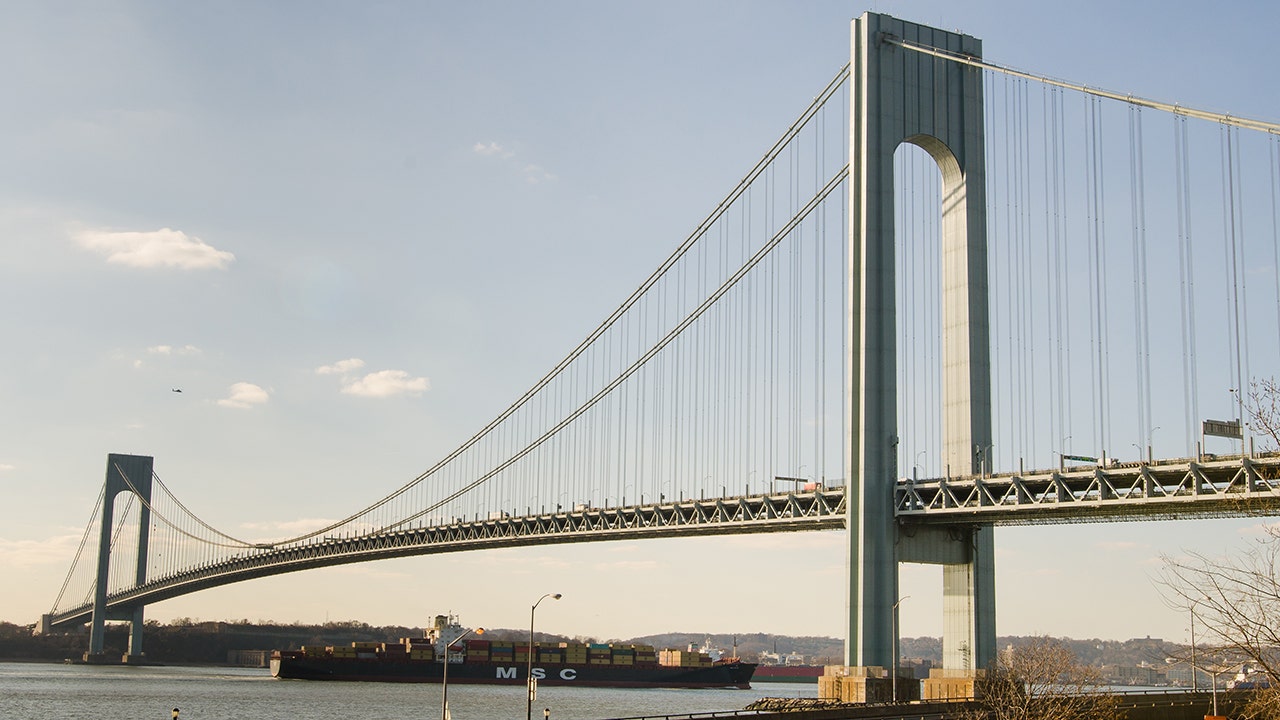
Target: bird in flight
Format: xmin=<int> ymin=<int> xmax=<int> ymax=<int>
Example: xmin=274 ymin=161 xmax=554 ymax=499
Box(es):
xmin=172 ymin=388 xmax=183 ymax=393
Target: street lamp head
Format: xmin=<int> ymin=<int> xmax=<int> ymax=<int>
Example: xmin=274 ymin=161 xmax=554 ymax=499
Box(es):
xmin=529 ymin=595 xmax=562 ymax=720
xmin=475 ymin=627 xmax=485 ymax=635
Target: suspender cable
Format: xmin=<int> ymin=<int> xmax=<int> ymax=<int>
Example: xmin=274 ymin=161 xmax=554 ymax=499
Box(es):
xmin=1272 ymin=138 xmax=1280 ymax=356
xmin=1129 ymin=106 xmax=1153 ymax=455
xmin=50 ymin=486 xmax=105 ymax=613
xmin=1222 ymin=125 xmax=1248 ymax=434
xmin=1175 ymin=117 xmax=1201 ymax=453
xmin=1018 ymin=77 xmax=1036 ymax=465
xmin=1232 ymin=130 xmax=1251 ymax=434
xmin=987 ymin=71 xmax=1006 ymax=471
xmin=386 ymin=167 xmax=849 ymax=529
xmin=1085 ymin=96 xmax=1105 ymax=456
xmin=1056 ymin=90 xmax=1074 ymax=458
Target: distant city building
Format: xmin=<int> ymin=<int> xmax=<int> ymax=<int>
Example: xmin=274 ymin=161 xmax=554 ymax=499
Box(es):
xmin=1103 ymin=663 xmax=1167 ymax=686
xmin=227 ymin=649 xmax=270 ymax=667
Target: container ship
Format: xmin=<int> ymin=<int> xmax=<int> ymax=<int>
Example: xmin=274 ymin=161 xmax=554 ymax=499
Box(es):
xmin=271 ymin=614 xmax=756 ymax=689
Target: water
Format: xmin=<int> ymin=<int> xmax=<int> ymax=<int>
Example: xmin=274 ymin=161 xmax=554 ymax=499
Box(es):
xmin=0 ymin=662 xmax=815 ymax=720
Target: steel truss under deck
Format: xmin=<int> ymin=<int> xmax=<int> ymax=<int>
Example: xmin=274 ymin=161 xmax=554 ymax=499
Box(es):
xmin=895 ymin=452 xmax=1280 ymax=525
xmin=52 ymin=453 xmax=1280 ymax=631
xmin=48 ymin=488 xmax=846 ymax=630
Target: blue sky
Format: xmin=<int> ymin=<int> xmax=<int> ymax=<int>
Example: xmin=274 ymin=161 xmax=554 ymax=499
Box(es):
xmin=3 ymin=1 xmax=1279 ymax=645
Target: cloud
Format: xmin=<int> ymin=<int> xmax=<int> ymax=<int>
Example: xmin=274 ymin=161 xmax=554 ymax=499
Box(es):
xmin=135 ymin=344 xmax=203 ymax=368
xmin=473 ymin=140 xmax=556 ymax=184
xmin=217 ymin=382 xmax=270 ymax=409
xmin=0 ymin=533 xmax=83 ymax=569
xmin=472 ymin=141 xmax=513 ymax=158
xmin=317 ymin=358 xmax=429 ymax=398
xmin=0 ymin=463 xmax=13 ymax=473
xmin=342 ymin=369 xmax=429 ymax=398
xmin=522 ymin=164 xmax=557 ymax=184
xmin=316 ymin=358 xmax=366 ymax=376
xmin=239 ymin=518 xmax=339 ymax=535
xmin=148 ymin=344 xmax=202 ymax=356
xmin=76 ymin=227 xmax=235 ymax=270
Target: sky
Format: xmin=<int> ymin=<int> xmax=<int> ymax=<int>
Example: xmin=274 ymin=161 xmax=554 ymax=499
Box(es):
xmin=3 ymin=1 xmax=1280 ymax=648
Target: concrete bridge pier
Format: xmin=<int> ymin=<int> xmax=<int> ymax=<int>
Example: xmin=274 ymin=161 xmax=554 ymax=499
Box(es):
xmin=84 ymin=453 xmax=154 ymax=663
xmin=845 ymin=11 xmax=994 ymax=690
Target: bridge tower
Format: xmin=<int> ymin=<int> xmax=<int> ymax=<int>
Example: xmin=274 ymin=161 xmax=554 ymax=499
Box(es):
xmin=845 ymin=13 xmax=994 ymax=672
xmin=84 ymin=453 xmax=154 ymax=662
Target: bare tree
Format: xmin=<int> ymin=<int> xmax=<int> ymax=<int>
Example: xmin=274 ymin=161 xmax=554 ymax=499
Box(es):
xmin=956 ymin=636 xmax=1119 ymax=720
xmin=1245 ymin=377 xmax=1280 ymax=450
xmin=1160 ymin=527 xmax=1280 ymax=719
xmin=1159 ymin=529 xmax=1280 ymax=680
xmin=1244 ymin=689 xmax=1280 ymax=720
xmin=1156 ymin=376 xmax=1280 ymax=719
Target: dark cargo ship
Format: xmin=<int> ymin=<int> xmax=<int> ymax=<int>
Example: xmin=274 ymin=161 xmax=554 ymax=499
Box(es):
xmin=271 ymin=615 xmax=756 ymax=689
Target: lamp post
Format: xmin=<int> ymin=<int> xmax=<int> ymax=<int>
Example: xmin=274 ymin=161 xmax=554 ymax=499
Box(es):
xmin=1190 ymin=604 xmax=1197 ymax=692
xmin=528 ymin=593 xmax=562 ymax=720
xmin=1212 ymin=665 xmax=1219 ymax=718
xmin=1203 ymin=658 xmax=1234 ymax=719
xmin=892 ymin=595 xmax=910 ymax=703
xmin=442 ymin=625 xmax=484 ymax=720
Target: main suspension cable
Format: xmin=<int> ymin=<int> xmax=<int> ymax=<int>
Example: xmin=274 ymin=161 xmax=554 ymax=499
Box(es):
xmin=886 ymin=35 xmax=1280 ymax=135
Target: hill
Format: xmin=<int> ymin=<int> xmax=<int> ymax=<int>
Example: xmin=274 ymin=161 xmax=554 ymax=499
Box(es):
xmin=0 ymin=619 xmax=1184 ymax=671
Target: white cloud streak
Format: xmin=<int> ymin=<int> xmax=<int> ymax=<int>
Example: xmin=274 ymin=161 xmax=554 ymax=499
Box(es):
xmin=316 ymin=358 xmax=429 ymax=398
xmin=473 ymin=140 xmax=556 ymax=184
xmin=238 ymin=518 xmax=338 ymax=536
xmin=316 ymin=358 xmax=366 ymax=376
xmin=148 ymin=344 xmax=202 ymax=356
xmin=0 ymin=533 xmax=82 ymax=569
xmin=217 ymin=382 xmax=270 ymax=409
xmin=76 ymin=227 xmax=235 ymax=270
xmin=472 ymin=141 xmax=513 ymax=158
xmin=342 ymin=369 xmax=429 ymax=398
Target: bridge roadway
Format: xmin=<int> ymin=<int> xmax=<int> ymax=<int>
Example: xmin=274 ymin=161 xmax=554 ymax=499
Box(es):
xmin=48 ymin=452 xmax=1278 ymax=631
xmin=47 ymin=487 xmax=847 ymax=630
xmin=896 ymin=451 xmax=1280 ymax=525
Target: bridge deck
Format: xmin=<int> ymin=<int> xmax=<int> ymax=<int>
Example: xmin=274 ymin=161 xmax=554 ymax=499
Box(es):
xmin=47 ymin=489 xmax=847 ymax=630
xmin=48 ymin=454 xmax=1280 ymax=630
xmin=896 ymin=452 xmax=1280 ymax=525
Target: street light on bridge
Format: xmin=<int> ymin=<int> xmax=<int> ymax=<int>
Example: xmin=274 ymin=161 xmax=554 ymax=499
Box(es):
xmin=528 ymin=593 xmax=562 ymax=720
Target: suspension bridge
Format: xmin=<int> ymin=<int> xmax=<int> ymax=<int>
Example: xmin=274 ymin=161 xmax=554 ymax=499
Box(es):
xmin=39 ymin=12 xmax=1280 ymax=685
